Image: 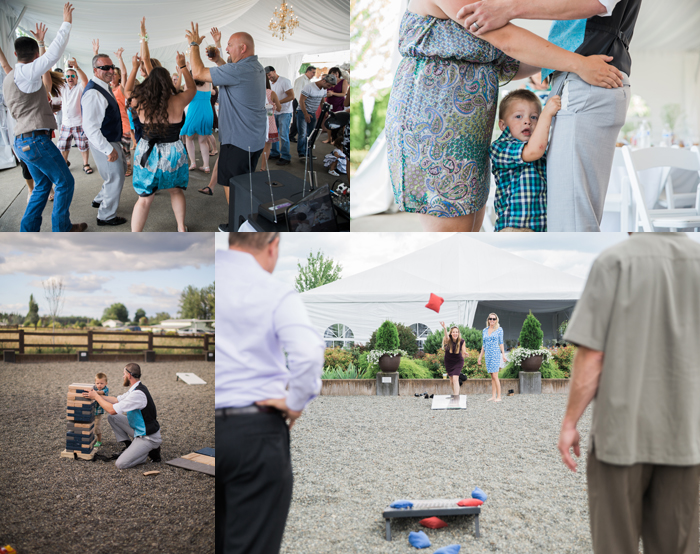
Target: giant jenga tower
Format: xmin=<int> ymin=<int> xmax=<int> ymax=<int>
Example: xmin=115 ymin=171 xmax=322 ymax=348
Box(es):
xmin=61 ymin=383 xmax=98 ymax=460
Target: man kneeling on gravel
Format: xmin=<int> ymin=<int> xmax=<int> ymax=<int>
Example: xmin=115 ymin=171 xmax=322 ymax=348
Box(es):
xmin=83 ymin=363 xmax=162 ymax=469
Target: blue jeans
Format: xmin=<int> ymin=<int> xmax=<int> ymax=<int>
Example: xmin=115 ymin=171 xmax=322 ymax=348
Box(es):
xmin=270 ymin=112 xmax=292 ymax=161
xmin=296 ymin=111 xmax=317 ymax=158
xmin=14 ymin=132 xmax=75 ymax=231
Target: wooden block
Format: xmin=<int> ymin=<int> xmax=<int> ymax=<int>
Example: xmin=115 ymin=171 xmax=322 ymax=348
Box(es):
xmin=143 ymin=471 xmax=160 ymax=476
xmin=66 ymin=426 xmax=95 ymax=435
xmin=67 ymin=400 xmax=95 ymax=407
xmin=67 ymin=422 xmax=94 ymax=429
xmin=69 ymin=383 xmax=96 ymax=389
xmin=67 ymin=393 xmax=95 ymax=402
xmin=182 ymin=452 xmax=216 ymax=467
xmin=60 ymin=449 xmax=96 ymax=461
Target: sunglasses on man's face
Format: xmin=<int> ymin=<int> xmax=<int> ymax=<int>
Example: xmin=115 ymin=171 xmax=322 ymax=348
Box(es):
xmin=95 ymin=65 xmax=115 ymax=71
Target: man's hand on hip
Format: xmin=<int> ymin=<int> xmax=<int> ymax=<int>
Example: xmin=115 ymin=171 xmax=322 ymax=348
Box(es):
xmin=256 ymin=398 xmax=303 ymax=429
xmin=107 ymin=148 xmax=118 ymax=162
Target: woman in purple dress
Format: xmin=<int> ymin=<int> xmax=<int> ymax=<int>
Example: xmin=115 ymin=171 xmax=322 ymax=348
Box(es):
xmin=322 ymin=67 xmax=348 ymax=143
xmin=441 ymin=322 xmax=467 ymax=396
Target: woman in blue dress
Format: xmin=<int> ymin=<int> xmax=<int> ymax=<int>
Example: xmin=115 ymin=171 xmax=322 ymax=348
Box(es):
xmin=385 ymin=0 xmax=625 ymax=232
xmin=478 ymin=313 xmax=507 ymax=402
xmin=182 ymin=75 xmax=214 ymax=173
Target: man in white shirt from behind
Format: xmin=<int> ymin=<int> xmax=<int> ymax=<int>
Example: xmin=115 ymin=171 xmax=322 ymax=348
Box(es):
xmin=264 ymin=67 xmax=294 ymax=166
xmin=58 ymin=58 xmax=92 ymax=174
xmin=289 ymin=65 xmax=315 ymax=142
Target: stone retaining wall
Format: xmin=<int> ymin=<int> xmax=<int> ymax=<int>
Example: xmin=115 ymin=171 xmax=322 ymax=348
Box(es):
xmin=321 ymin=378 xmax=570 ymax=396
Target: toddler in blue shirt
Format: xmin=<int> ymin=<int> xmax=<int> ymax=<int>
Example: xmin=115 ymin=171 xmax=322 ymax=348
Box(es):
xmin=93 ymin=372 xmax=109 ymax=447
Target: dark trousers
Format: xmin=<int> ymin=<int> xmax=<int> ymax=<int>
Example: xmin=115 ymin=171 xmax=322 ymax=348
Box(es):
xmin=216 ymin=412 xmax=293 ymax=554
xmin=289 ymin=99 xmax=299 ymax=139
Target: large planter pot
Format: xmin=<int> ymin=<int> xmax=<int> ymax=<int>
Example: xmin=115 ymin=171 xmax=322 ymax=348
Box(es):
xmin=378 ymin=354 xmax=401 ymax=373
xmin=520 ymin=354 xmax=543 ymax=372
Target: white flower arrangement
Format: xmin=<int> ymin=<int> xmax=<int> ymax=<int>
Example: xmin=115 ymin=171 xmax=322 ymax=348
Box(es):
xmin=508 ymin=346 xmax=551 ymax=367
xmin=367 ymin=348 xmax=408 ymax=367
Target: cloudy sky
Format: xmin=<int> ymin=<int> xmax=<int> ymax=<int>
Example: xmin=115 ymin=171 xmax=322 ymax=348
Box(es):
xmin=0 ymin=234 xmax=215 ymax=320
xmin=215 ymin=232 xmax=700 ymax=289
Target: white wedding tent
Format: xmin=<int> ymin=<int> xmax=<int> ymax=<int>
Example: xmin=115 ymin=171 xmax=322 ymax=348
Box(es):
xmin=300 ymin=235 xmax=586 ymax=347
xmin=0 ymin=0 xmax=349 ymax=168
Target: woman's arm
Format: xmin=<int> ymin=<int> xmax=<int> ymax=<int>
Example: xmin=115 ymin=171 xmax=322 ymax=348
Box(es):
xmin=271 ymin=90 xmax=282 ymax=112
xmin=115 ymin=48 xmax=128 ymax=89
xmin=140 ymin=17 xmax=153 ymax=75
xmin=0 ymin=45 xmax=12 ymax=74
xmin=173 ymin=51 xmax=197 ymax=107
xmin=124 ymin=54 xmax=141 ymax=99
xmin=431 ymin=0 xmax=623 ymax=88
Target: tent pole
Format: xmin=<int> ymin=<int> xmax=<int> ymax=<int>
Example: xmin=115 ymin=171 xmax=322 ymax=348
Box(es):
xmin=8 ymin=6 xmax=27 ymax=40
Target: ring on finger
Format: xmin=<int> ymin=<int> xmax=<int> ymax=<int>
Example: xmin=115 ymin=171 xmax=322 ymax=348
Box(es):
xmin=472 ymin=22 xmax=480 ymax=31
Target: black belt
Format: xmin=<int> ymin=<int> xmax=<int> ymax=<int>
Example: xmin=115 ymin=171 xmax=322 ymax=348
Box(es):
xmin=216 ymin=405 xmax=279 ymax=417
xmin=19 ymin=130 xmax=51 ymax=139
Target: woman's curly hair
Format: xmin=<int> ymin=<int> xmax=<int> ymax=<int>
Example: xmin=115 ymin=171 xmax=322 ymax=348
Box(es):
xmin=128 ymin=66 xmax=180 ymax=136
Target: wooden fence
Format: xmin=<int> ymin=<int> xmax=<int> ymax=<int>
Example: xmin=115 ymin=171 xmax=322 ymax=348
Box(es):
xmin=0 ymin=329 xmax=214 ymax=355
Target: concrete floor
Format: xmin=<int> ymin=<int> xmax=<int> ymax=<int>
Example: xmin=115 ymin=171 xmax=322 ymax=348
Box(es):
xmin=0 ymin=131 xmax=347 ymax=232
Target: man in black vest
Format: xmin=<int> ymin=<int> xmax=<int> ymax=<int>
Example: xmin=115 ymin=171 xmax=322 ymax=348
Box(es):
xmin=81 ymin=53 xmax=127 ymax=226
xmin=84 ymin=363 xmax=162 ymax=469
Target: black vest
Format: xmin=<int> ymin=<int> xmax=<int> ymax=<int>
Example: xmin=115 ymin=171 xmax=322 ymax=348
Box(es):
xmin=135 ymin=382 xmax=160 ymax=436
xmin=577 ymin=0 xmax=641 ymax=77
xmin=81 ymin=79 xmax=123 ymax=142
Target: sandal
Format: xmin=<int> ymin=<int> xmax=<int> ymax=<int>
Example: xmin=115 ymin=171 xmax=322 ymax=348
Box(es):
xmin=66 ymin=160 xmax=71 ymax=167
xmin=83 ymin=164 xmax=94 ymax=174
xmin=199 ymin=166 xmax=210 ymax=174
xmin=198 ymin=186 xmax=213 ymax=196
xmin=125 ymin=165 xmax=132 ymax=177
xmin=209 ymin=150 xmax=218 ymax=156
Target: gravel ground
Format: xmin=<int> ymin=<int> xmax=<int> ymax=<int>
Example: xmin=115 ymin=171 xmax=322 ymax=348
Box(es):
xmin=281 ymin=394 xmax=595 ymax=554
xmin=0 ymin=361 xmax=214 ymax=554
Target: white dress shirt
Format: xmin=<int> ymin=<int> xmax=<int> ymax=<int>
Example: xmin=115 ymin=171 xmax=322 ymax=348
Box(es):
xmin=293 ymin=74 xmax=310 ymax=104
xmin=60 ymin=83 xmax=84 ymax=128
xmin=81 ymin=77 xmax=115 ymax=156
xmin=113 ymin=381 xmax=147 ymax=414
xmin=215 ymin=250 xmax=324 ymax=412
xmin=13 ymin=22 xmax=71 ymax=94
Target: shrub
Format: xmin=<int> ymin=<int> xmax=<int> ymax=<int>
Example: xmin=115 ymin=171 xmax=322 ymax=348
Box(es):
xmin=550 ymin=344 xmax=576 ymax=378
xmin=375 ymin=320 xmax=399 ymax=351
xmin=423 ymin=349 xmax=445 ymax=378
xmin=463 ymin=349 xmax=490 ymax=378
xmin=519 ymin=312 xmax=543 ymax=350
xmin=500 ymin=358 xmax=565 ymax=379
xmin=324 ymin=347 xmax=354 ymax=371
xmin=368 ymin=323 xmax=418 ymax=356
xmin=322 ymin=363 xmax=366 ymax=379
xmin=398 ymin=358 xmax=433 ymax=379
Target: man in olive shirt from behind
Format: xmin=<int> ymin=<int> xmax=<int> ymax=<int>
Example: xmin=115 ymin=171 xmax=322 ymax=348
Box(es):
xmin=558 ymin=233 xmax=700 ymax=554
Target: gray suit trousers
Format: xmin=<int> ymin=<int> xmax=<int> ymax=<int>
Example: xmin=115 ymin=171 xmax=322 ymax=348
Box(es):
xmin=107 ymin=413 xmax=162 ymax=470
xmin=546 ymin=71 xmax=630 ymax=232
xmin=90 ymin=140 xmax=126 ymax=221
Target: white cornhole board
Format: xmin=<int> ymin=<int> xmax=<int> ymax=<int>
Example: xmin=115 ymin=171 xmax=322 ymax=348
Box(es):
xmin=176 ymin=373 xmax=207 ymax=385
xmin=431 ymin=395 xmax=467 ymax=410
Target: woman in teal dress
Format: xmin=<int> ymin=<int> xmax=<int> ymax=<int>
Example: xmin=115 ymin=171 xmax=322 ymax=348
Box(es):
xmin=386 ymin=0 xmax=625 ymax=232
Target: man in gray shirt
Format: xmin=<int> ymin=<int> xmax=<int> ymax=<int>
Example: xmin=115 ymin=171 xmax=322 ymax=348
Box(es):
xmin=187 ymin=23 xmax=266 ymax=232
xmin=296 ymin=73 xmax=336 ymax=160
xmin=558 ymin=233 xmax=700 ymax=554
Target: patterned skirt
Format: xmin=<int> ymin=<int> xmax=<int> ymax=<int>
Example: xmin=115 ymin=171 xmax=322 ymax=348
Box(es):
xmin=132 ymin=139 xmax=189 ymax=197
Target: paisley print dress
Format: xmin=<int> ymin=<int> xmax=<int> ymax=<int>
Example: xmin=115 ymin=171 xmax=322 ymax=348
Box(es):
xmin=386 ymin=12 xmax=519 ymax=217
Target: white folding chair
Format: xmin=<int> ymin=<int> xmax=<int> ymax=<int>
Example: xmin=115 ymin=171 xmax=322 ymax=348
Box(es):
xmin=602 ymin=148 xmax=631 ymax=231
xmin=621 ymin=146 xmax=700 ymax=231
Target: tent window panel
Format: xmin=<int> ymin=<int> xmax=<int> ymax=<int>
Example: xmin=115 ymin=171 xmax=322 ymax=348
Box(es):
xmin=409 ymin=323 xmax=431 ymax=351
xmin=324 ymin=323 xmax=354 ymax=349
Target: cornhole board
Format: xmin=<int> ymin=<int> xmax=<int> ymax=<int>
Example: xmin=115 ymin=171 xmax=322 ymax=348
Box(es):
xmin=431 ymin=395 xmax=467 ymax=409
xmin=175 ymin=373 xmax=207 ymax=385
xmin=382 ymin=498 xmax=481 ymax=541
xmin=165 ymin=448 xmax=214 ymax=476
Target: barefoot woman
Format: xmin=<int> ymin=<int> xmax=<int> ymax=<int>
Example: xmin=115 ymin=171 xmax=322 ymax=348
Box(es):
xmin=441 ymin=322 xmax=467 ymax=396
xmin=478 ymin=313 xmax=507 ymax=401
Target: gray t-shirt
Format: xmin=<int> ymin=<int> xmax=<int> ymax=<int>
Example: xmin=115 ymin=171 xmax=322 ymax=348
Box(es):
xmin=565 ymin=233 xmax=700 ymax=466
xmin=300 ymin=82 xmax=326 ymax=116
xmin=211 ymin=56 xmax=267 ymax=152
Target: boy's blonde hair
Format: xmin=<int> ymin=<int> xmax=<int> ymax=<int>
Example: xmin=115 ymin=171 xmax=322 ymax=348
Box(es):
xmin=498 ymin=89 xmax=542 ymax=121
xmin=95 ymin=372 xmax=108 ymax=382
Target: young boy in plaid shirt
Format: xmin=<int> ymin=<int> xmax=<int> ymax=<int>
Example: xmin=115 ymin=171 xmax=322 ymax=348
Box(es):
xmin=489 ymin=89 xmax=561 ymax=232
xmin=93 ymin=372 xmax=109 ymax=447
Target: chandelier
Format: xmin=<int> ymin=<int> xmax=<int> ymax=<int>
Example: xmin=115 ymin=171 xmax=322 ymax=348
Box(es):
xmin=269 ymin=2 xmax=299 ymax=41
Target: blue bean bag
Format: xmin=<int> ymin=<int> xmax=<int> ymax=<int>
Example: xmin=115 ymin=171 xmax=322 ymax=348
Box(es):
xmin=434 ymin=545 xmax=461 ymax=554
xmin=390 ymin=500 xmax=413 ymax=509
xmin=408 ymin=531 xmax=431 ymax=549
xmin=471 ymin=487 xmax=487 ymax=502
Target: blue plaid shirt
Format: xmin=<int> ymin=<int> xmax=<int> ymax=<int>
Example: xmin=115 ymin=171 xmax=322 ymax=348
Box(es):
xmin=94 ymin=385 xmax=109 ymax=415
xmin=489 ymin=127 xmax=547 ymax=232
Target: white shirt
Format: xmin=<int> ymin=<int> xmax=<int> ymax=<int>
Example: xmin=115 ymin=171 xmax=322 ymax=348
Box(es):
xmin=13 ymin=22 xmax=71 ymax=94
xmin=598 ymin=0 xmax=622 ymax=17
xmin=293 ymin=74 xmax=310 ymax=103
xmin=271 ymin=76 xmax=293 ymax=114
xmin=215 ymin=250 xmax=324 ymax=412
xmin=113 ymin=381 xmax=147 ymax=415
xmin=81 ymin=77 xmax=115 ymax=156
xmin=60 ymin=82 xmax=84 ymax=127
xmin=300 ymin=82 xmax=327 ymax=115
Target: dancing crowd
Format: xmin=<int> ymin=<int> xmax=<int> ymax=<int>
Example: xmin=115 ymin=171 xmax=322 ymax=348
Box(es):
xmin=0 ymin=3 xmax=349 ymax=232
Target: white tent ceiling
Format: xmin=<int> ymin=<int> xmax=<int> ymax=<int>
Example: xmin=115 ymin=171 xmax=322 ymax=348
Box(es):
xmin=0 ymin=0 xmax=349 ymax=81
xmin=300 ymin=235 xmax=585 ymax=343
